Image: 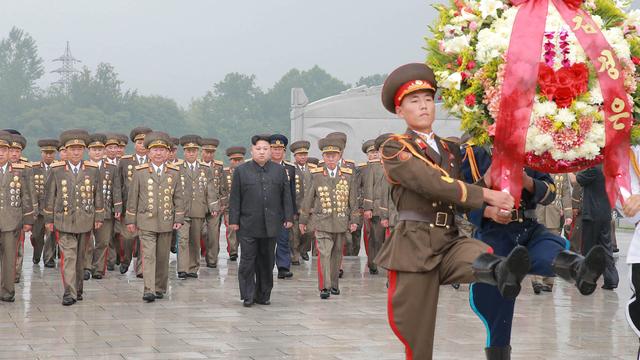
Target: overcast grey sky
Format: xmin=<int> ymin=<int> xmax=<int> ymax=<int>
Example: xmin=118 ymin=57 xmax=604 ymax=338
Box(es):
xmin=0 ymin=0 xmax=434 ymax=105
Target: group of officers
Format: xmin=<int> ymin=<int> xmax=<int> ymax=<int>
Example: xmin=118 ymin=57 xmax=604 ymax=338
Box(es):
xmin=0 ymin=124 xmax=398 ymax=305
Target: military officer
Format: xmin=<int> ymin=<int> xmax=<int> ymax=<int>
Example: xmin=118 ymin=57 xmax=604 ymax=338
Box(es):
xmin=0 ymin=131 xmax=34 ymax=302
xmin=532 ymin=173 xmax=573 ymax=293
xmin=374 ymin=134 xmax=397 ymax=234
xmin=58 ymin=143 xmax=67 ymax=162
xmin=200 ymin=138 xmax=225 ymax=268
xmin=299 ymin=136 xmax=360 ymax=299
xmin=289 ymin=140 xmax=312 ymax=263
xmin=114 ymin=126 xmax=152 ymax=276
xmin=168 ymin=137 xmax=180 ymax=163
xmin=125 ymin=131 xmax=185 ymax=302
xmin=44 ymin=129 xmax=104 ymax=306
xmin=116 ymin=133 xmax=128 ymax=160
xmin=104 ymin=133 xmax=122 ymax=271
xmin=361 ymin=139 xmax=386 ymax=275
xmin=223 ymin=146 xmax=246 ymax=261
xmin=31 ymin=139 xmax=59 ymax=267
xmin=307 ymin=157 xmax=319 ymax=167
xmin=176 ymin=135 xmax=219 ymax=279
xmin=82 ymin=134 xmax=118 ymax=280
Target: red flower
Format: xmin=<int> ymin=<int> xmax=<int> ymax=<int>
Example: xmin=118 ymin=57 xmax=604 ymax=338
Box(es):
xmin=465 ymin=93 xmax=476 ymax=107
xmin=467 ymin=60 xmax=476 ymax=70
xmin=633 ymin=57 xmax=640 ymax=66
xmin=457 ymin=56 xmax=463 ymax=66
xmin=563 ymin=0 xmax=583 ymax=10
xmin=554 ymin=87 xmax=575 ymax=108
xmin=537 ymin=62 xmax=589 ymax=108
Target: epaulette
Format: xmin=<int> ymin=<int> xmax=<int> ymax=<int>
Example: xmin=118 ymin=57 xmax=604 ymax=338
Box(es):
xmin=22 ymin=162 xmax=32 ymax=168
xmin=283 ymin=160 xmax=294 ymax=166
xmin=340 ymin=167 xmax=353 ymax=174
xmin=245 ymin=159 xmax=252 ymax=163
xmin=344 ymin=159 xmax=355 ymax=164
xmin=51 ymin=161 xmax=65 ymax=168
xmin=84 ymin=161 xmax=98 ymax=168
xmin=311 ymin=167 xmax=324 ymax=174
xmin=166 ymin=163 xmax=180 ymax=171
xmin=358 ymin=162 xmax=367 ymax=168
xmin=20 ymin=156 xmax=28 ymax=162
xmin=121 ymin=155 xmax=133 ymax=159
xmin=318 ymin=160 xmax=325 ymax=165
xmin=214 ymin=160 xmax=223 ymax=166
xmin=30 ymin=161 xmax=41 ymax=167
xmin=199 ymin=161 xmax=210 ymax=168
xmin=368 ymin=159 xmax=381 ymax=163
xmin=174 ymin=159 xmax=184 ymax=166
xmin=135 ymin=163 xmax=149 ymax=170
xmin=308 ymin=163 xmax=317 ymax=169
xmin=223 ymin=167 xmax=230 ymax=171
xmin=11 ymin=163 xmax=25 ymax=169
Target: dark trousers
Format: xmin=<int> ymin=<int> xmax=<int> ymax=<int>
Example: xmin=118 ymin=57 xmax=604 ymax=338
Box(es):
xmin=582 ymin=219 xmax=619 ymax=287
xmin=275 ymin=227 xmax=291 ymax=270
xmin=628 ymin=264 xmax=640 ymax=339
xmin=238 ymin=236 xmax=276 ymax=302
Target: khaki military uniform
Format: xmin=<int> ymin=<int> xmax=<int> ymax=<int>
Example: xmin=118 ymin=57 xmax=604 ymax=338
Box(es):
xmin=104 ymin=157 xmax=120 ymax=268
xmin=14 ymin=158 xmax=35 ymax=282
xmin=0 ymin=162 xmax=34 ymax=299
xmin=176 ymin=161 xmax=218 ymax=275
xmin=300 ymin=165 xmax=360 ymax=291
xmin=204 ymin=160 xmax=224 ymax=266
xmin=376 ymin=131 xmax=489 ymax=359
xmin=290 ymin=164 xmax=313 ymax=262
xmin=30 ymin=161 xmax=55 ymax=264
xmin=114 ymin=154 xmax=147 ymax=275
xmin=83 ymin=161 xmax=119 ymax=277
xmin=223 ymin=167 xmax=239 ymax=257
xmin=125 ymin=162 xmax=184 ymax=295
xmin=362 ymin=159 xmax=387 ymax=272
xmin=44 ymin=160 xmax=105 ymax=301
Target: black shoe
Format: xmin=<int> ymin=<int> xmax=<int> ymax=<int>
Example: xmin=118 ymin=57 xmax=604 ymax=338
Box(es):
xmin=485 ymin=345 xmax=511 ymax=360
xmin=613 ymin=247 xmax=620 ymax=253
xmin=154 ymin=292 xmax=164 ymax=299
xmin=0 ymin=295 xmax=15 ymax=302
xmin=143 ymin=293 xmax=155 ymax=302
xmin=170 ymin=246 xmax=177 ymax=254
xmin=602 ymin=284 xmax=617 ymax=290
xmin=369 ymin=268 xmax=379 ymax=275
xmin=255 ymin=299 xmax=271 ymax=305
xmin=301 ymin=253 xmax=309 ymax=261
xmin=277 ymin=269 xmax=293 ymax=279
xmin=177 ymin=272 xmax=187 ymax=279
xmin=136 ymin=273 xmax=143 ymax=279
xmin=107 ymin=264 xmax=115 ymax=271
xmin=338 ymin=269 xmax=344 ymax=278
xmin=187 ymin=273 xmax=198 ymax=278
xmin=320 ymin=289 xmax=330 ymax=299
xmin=292 ymin=261 xmax=300 ymax=266
xmin=115 ymin=258 xmax=120 ymax=265
xmin=532 ymin=282 xmax=543 ymax=295
xmin=451 ymin=283 xmax=460 ymax=290
xmin=330 ymin=288 xmax=340 ymax=295
xmin=77 ymin=294 xmax=83 ymax=301
xmin=32 ymin=258 xmax=40 ymax=264
xmin=552 ymin=246 xmax=606 ymax=296
xmin=44 ymin=260 xmax=55 ymax=268
xmin=119 ymin=264 xmax=129 ymax=274
xmin=229 ymin=255 xmax=238 ymax=261
xmin=472 ymin=246 xmax=530 ymax=300
xmin=62 ymin=296 xmax=76 ymax=306
xmin=541 ymin=284 xmax=553 ymax=292
xmin=14 ymin=278 xmax=19 ymax=284
xmin=206 ymin=263 xmax=217 ymax=268
xmin=243 ymin=299 xmax=254 ymax=307
xmin=83 ymin=270 xmax=91 ymax=281
xmin=93 ymin=274 xmax=103 ymax=280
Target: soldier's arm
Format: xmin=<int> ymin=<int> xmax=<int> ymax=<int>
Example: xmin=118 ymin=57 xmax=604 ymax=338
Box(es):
xmin=380 ymin=137 xmax=484 ymax=209
xmin=125 ymin=171 xmax=139 ymax=225
xmin=362 ymin=166 xmax=374 ymax=212
xmin=173 ymin=171 xmax=186 ymax=225
xmin=349 ymin=173 xmax=361 ymax=225
xmin=298 ymin=175 xmax=315 ymax=225
xmin=43 ymin=170 xmax=56 ymax=224
xmin=282 ymin=168 xmax=294 ymax=222
xmin=93 ymin=169 xmax=105 ymax=223
xmin=21 ymin=170 xmax=35 ymax=225
xmin=206 ymin=168 xmax=220 ymax=214
xmin=379 ymin=180 xmax=390 ymax=221
xmin=112 ymin=165 xmax=123 ymax=216
xmin=527 ymin=169 xmax=556 ymax=206
xmin=228 ymin=167 xmax=241 ymax=226
xmin=218 ymin=166 xmax=228 ymax=211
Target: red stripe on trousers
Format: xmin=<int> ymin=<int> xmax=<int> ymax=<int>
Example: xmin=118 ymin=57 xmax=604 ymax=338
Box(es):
xmin=315 ymin=232 xmax=324 ymax=290
xmin=387 ymin=271 xmax=413 ymax=360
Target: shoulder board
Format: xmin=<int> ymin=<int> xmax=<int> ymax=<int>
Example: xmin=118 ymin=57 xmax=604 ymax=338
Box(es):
xmin=174 ymin=159 xmax=184 ymax=166
xmin=358 ymin=162 xmax=367 ymax=168
xmin=198 ymin=161 xmax=210 ymax=168
xmin=20 ymin=156 xmax=28 ymax=162
xmin=214 ymin=160 xmax=223 ymax=166
xmin=308 ymin=163 xmax=317 ymax=169
xmin=340 ymin=167 xmax=353 ymax=174
xmin=12 ymin=163 xmax=25 ymax=169
xmin=167 ymin=163 xmax=180 ymax=171
xmin=318 ymin=160 xmax=325 ymax=165
xmin=21 ymin=162 xmax=32 ymax=168
xmin=223 ymin=167 xmax=230 ymax=171
xmin=121 ymin=155 xmax=133 ymax=159
xmin=368 ymin=159 xmax=381 ymax=163
xmin=135 ymin=163 xmax=149 ymax=170
xmin=311 ymin=167 xmax=324 ymax=174
xmin=84 ymin=161 xmax=98 ymax=168
xmin=245 ymin=159 xmax=252 ymax=163
xmin=51 ymin=161 xmax=65 ymax=168
xmin=30 ymin=161 xmax=41 ymax=167
xmin=344 ymin=159 xmax=355 ymax=164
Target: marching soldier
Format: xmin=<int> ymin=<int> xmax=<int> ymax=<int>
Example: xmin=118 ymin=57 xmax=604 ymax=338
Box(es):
xmin=44 ymin=129 xmax=104 ymax=306
xmin=223 ymin=146 xmax=247 ymax=261
xmin=374 ymin=135 xmax=397 ymax=234
xmin=200 ymin=138 xmax=225 ymax=268
xmin=299 ymin=136 xmax=360 ymax=299
xmin=289 ymin=140 xmax=312 ymax=264
xmin=114 ymin=126 xmax=152 ymax=276
xmin=532 ymin=173 xmax=573 ymax=293
xmin=176 ymin=135 xmax=219 ymax=279
xmin=0 ymin=131 xmax=34 ymax=301
xmin=31 ymin=139 xmax=58 ymax=267
xmin=82 ymin=134 xmax=118 ymax=280
xmin=361 ymin=139 xmax=386 ymax=275
xmin=125 ymin=131 xmax=185 ymax=302
xmin=104 ymin=133 xmax=122 ymax=271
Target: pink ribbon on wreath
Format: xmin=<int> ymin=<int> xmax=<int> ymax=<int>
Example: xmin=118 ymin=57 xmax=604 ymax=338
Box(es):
xmin=490 ymin=0 xmax=631 ymax=207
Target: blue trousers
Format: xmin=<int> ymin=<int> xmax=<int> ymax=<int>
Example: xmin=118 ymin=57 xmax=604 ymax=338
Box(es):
xmin=275 ymin=227 xmax=291 ymax=270
xmin=470 ymin=220 xmax=569 ymax=347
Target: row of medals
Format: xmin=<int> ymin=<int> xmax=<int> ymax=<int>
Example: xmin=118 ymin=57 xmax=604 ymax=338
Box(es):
xmin=147 ymin=177 xmax=174 ymax=220
xmin=318 ymin=179 xmax=349 ymax=217
xmin=61 ymin=178 xmax=94 ymax=214
xmin=7 ymin=176 xmax=22 ymax=207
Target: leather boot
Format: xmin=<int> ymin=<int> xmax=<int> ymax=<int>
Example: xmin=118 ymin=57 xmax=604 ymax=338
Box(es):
xmin=472 ymin=246 xmax=530 ymax=299
xmin=552 ymin=245 xmax=605 ymax=295
xmin=485 ymin=346 xmax=511 ymax=360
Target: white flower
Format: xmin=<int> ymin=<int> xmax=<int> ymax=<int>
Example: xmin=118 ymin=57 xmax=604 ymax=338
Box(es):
xmin=626 ymin=10 xmax=640 ymax=29
xmin=479 ymin=0 xmax=504 ymax=20
xmin=443 ymin=35 xmax=470 ymax=54
xmin=443 ymin=24 xmax=461 ymax=39
xmin=589 ymin=83 xmax=603 ymax=104
xmin=440 ymin=72 xmax=463 ymax=90
xmin=451 ymin=10 xmax=480 ymax=26
xmin=556 ymin=108 xmax=577 ymax=127
xmin=533 ymin=100 xmax=557 ymax=118
xmin=603 ymin=27 xmax=631 ymax=60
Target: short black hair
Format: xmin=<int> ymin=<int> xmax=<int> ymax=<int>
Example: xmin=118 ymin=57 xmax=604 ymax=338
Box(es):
xmin=251 ymin=134 xmax=271 ymax=145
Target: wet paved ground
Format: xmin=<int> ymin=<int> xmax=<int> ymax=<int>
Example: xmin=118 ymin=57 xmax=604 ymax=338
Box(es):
xmin=2 ymin=230 xmax=638 ymax=359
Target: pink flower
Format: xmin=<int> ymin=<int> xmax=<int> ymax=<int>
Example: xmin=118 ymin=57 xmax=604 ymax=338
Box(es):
xmin=465 ymin=93 xmax=476 ymax=107
xmin=469 ymin=21 xmax=478 ymax=31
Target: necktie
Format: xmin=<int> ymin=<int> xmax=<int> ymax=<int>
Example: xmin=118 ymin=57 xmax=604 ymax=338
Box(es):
xmin=0 ymin=167 xmax=4 ymax=175
xmin=157 ymin=167 xmax=161 ymax=176
xmin=73 ymin=167 xmax=78 ymax=175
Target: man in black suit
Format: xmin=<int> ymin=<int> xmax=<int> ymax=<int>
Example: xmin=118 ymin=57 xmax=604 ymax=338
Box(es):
xmin=577 ymin=164 xmax=619 ymax=289
xmin=228 ymin=134 xmax=294 ymax=307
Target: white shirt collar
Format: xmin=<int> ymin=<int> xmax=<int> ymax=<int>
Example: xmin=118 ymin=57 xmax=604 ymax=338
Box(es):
xmin=152 ymin=163 xmax=164 ymax=173
xmin=0 ymin=163 xmax=7 ymax=173
xmin=413 ymin=130 xmax=439 ymax=154
xmin=327 ymin=167 xmax=337 ymax=178
xmin=186 ymin=161 xmax=198 ymax=169
xmin=68 ymin=161 xmax=81 ymax=173
xmin=136 ymin=154 xmax=147 ymax=163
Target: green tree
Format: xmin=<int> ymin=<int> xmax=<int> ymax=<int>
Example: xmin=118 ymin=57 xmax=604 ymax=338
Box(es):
xmin=355 ymin=73 xmax=387 ymax=87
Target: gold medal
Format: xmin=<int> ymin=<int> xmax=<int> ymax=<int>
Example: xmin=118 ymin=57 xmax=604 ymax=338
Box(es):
xmin=147 ymin=185 xmax=154 ymax=191
xmin=167 ymin=177 xmax=172 ymax=183
xmin=148 ymin=179 xmax=153 ymax=184
xmin=61 ymin=180 xmax=67 ymax=186
xmin=148 ymin=198 xmax=153 ymax=203
xmin=62 ymin=186 xmax=68 ymax=193
xmin=85 ymin=179 xmax=90 ymax=185
xmin=9 ymin=182 xmax=14 ymax=188
xmin=148 ymin=192 xmax=154 ymax=197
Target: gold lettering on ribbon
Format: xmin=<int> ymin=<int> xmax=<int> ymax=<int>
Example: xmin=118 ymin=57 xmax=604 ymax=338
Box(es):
xmin=598 ymin=50 xmax=620 ymax=80
xmin=609 ymin=97 xmax=629 ymax=131
xmin=572 ymin=15 xmax=596 ymax=34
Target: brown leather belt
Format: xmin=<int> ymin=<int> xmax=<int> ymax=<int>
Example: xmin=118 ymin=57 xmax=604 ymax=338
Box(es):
xmin=397 ymin=209 xmax=455 ymax=228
